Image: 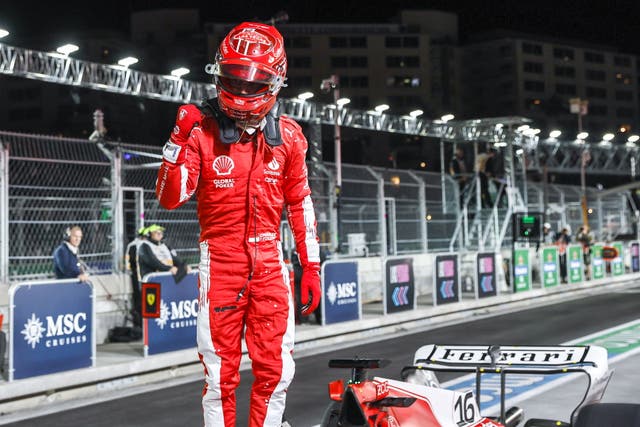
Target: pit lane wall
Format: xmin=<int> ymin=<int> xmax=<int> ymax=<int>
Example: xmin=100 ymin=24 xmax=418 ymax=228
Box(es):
xmin=2 ymin=242 xmax=638 ymax=381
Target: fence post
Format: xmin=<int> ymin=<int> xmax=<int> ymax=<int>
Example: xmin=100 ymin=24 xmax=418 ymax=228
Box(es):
xmin=111 ymin=146 xmax=124 ymax=273
xmin=0 ymin=141 xmax=8 ymax=285
xmin=366 ymin=167 xmax=387 ymax=257
xmin=407 ymin=171 xmax=427 ymax=252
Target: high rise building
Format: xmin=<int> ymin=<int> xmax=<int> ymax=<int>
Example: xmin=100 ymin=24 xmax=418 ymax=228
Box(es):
xmin=460 ymin=30 xmax=639 ymax=136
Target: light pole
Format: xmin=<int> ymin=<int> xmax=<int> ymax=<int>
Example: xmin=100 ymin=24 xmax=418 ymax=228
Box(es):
xmin=569 ymin=97 xmax=588 ymax=134
xmin=576 ymin=129 xmax=590 ymax=230
xmin=580 ymin=149 xmax=591 ymax=228
xmin=321 ymin=75 xmax=342 ymax=252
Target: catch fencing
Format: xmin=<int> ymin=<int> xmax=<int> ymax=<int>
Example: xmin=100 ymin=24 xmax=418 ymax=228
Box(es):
xmin=0 ymin=130 xmax=636 ymax=284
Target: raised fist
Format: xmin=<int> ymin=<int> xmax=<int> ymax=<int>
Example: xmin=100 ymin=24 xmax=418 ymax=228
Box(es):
xmin=170 ymin=104 xmax=202 ymax=144
xmin=163 ymin=104 xmax=202 ymax=164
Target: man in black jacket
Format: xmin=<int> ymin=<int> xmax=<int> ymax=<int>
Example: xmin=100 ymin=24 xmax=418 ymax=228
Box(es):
xmin=125 ymin=227 xmax=148 ymax=327
xmin=53 ymin=226 xmax=89 ymax=282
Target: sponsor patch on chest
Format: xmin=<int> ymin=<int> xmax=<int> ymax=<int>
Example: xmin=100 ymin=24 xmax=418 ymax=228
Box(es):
xmin=213 ymin=155 xmax=234 ymax=176
xmin=264 ymin=156 xmax=283 ymax=184
xmin=214 ymin=178 xmax=235 ymax=188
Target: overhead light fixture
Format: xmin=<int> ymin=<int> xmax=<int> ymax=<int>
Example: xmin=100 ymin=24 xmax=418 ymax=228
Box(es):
xmin=336 ymin=97 xmax=351 ymax=107
xmin=409 ymin=109 xmax=423 ymax=118
xmin=440 ymin=113 xmax=455 ymax=122
xmin=523 ymin=128 xmax=541 ymax=136
xmin=297 ymin=92 xmax=314 ymax=100
xmin=374 ymin=104 xmax=390 ymax=113
xmin=549 ymin=130 xmax=562 ymax=138
xmin=517 ymin=125 xmax=530 ymax=132
xmin=577 ymin=132 xmax=589 ymax=140
xmin=170 ymin=67 xmax=189 ymax=78
xmin=56 ymin=43 xmax=79 ymax=56
xmin=628 ymin=135 xmax=640 ymax=143
xmin=602 ymin=133 xmax=615 ymax=142
xmin=0 ymin=29 xmax=9 ymax=39
xmin=117 ymin=56 xmax=139 ymax=67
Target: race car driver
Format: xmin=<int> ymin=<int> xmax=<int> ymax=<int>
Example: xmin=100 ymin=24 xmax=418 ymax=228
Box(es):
xmin=155 ymin=22 xmax=321 ymax=427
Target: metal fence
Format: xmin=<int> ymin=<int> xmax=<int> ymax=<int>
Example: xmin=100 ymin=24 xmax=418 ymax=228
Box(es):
xmin=525 ymin=182 xmax=637 ymax=241
xmin=1 ymin=131 xmax=113 ymax=283
xmin=1 ymin=130 xmax=637 ymax=284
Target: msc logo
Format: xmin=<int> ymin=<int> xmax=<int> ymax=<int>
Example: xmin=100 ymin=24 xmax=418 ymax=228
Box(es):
xmin=155 ymin=298 xmax=199 ymax=330
xmin=21 ymin=312 xmax=88 ymax=349
xmin=326 ymin=281 xmax=357 ymax=306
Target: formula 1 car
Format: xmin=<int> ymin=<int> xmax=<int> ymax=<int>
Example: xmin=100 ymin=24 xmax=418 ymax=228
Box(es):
xmin=320 ymin=344 xmax=639 ymax=427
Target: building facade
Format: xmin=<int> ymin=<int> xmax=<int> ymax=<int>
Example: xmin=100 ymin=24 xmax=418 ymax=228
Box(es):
xmin=461 ymin=30 xmax=639 ymax=137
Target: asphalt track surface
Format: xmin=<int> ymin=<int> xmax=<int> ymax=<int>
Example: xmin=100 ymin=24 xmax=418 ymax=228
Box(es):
xmin=6 ymin=284 xmax=640 ymax=426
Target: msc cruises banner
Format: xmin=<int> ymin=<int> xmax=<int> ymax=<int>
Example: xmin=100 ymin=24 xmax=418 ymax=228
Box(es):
xmin=384 ymin=257 xmax=415 ymax=314
xmin=143 ymin=272 xmax=198 ymax=356
xmin=321 ymin=261 xmax=360 ymax=325
xmin=433 ymin=254 xmax=460 ymax=305
xmin=9 ymin=279 xmax=94 ymax=381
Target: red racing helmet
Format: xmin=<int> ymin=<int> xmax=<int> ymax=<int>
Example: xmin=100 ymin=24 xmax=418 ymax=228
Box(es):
xmin=209 ymin=22 xmax=287 ymax=128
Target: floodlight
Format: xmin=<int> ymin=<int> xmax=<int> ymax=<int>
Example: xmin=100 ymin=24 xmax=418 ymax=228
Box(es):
xmin=297 ymin=92 xmax=314 ymax=100
xmin=56 ymin=44 xmax=79 ymax=56
xmin=170 ymin=67 xmax=189 ymax=78
xmin=117 ymin=56 xmax=139 ymax=67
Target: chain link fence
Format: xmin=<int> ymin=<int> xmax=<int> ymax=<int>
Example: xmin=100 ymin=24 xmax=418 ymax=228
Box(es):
xmin=1 ymin=131 xmax=113 ymax=282
xmin=1 ymin=130 xmax=638 ymax=283
xmin=526 ymin=182 xmax=636 ymax=241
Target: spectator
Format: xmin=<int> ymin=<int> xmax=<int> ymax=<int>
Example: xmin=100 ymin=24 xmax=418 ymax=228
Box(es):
xmin=543 ymin=222 xmax=555 ymax=244
xmin=556 ymin=227 xmax=571 ymax=283
xmin=125 ymin=227 xmax=148 ymax=327
xmin=486 ymin=148 xmax=506 ymax=207
xmin=449 ymin=146 xmax=469 ymax=206
xmin=475 ymin=146 xmax=496 ymax=208
xmin=136 ymin=224 xmax=188 ymax=282
xmin=536 ymin=222 xmax=556 ymax=253
xmin=576 ymin=225 xmax=594 ymax=279
xmin=53 ymin=226 xmax=89 ymax=282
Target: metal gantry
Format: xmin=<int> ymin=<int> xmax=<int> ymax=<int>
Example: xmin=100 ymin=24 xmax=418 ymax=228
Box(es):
xmin=2 ymin=41 xmax=639 ymax=177
xmin=0 ymin=42 xmax=216 ymax=103
xmin=527 ymin=137 xmax=640 ymax=176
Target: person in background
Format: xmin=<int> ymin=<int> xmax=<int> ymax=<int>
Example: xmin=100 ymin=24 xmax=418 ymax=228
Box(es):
xmin=449 ymin=146 xmax=469 ymax=206
xmin=125 ymin=226 xmax=148 ymax=327
xmin=475 ymin=146 xmax=496 ymax=208
xmin=53 ymin=225 xmax=89 ymax=282
xmin=556 ymin=227 xmax=571 ymax=283
xmin=536 ymin=222 xmax=555 ymax=253
xmin=136 ymin=224 xmax=187 ymax=281
xmin=576 ymin=225 xmax=594 ymax=279
xmin=543 ymin=222 xmax=555 ymax=244
xmin=155 ymin=21 xmax=321 ymax=427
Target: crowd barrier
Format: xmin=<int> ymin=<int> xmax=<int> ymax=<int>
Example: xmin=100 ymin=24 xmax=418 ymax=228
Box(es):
xmin=8 ymin=278 xmax=95 ymax=381
xmin=141 ymin=271 xmax=198 ymax=356
xmin=4 ymin=241 xmax=638 ymax=381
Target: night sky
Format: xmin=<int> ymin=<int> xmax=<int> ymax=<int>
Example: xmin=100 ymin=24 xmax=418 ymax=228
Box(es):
xmin=2 ymin=0 xmax=640 ymax=53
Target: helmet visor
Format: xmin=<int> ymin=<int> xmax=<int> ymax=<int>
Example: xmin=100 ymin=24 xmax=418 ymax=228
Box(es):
xmin=217 ymin=76 xmax=270 ymax=97
xmin=214 ymin=61 xmax=282 ymax=97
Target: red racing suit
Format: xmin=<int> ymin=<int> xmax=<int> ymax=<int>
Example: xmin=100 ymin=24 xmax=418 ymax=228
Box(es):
xmin=156 ymin=111 xmax=320 ymax=427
